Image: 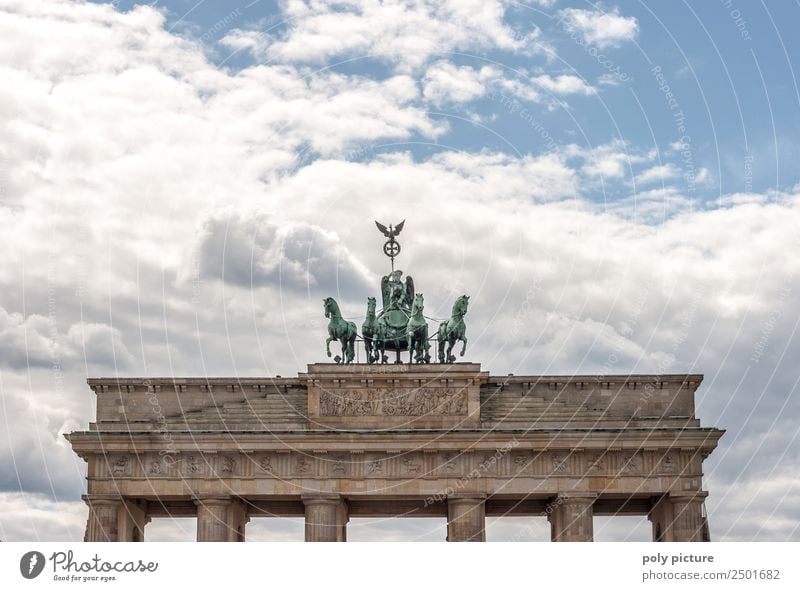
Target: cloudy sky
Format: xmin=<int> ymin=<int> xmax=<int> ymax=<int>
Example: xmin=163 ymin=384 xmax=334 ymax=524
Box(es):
xmin=0 ymin=0 xmax=798 ymax=542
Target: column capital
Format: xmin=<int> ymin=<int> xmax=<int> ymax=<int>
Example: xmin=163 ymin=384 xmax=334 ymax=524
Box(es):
xmin=555 ymin=492 xmax=598 ymax=503
xmin=302 ymin=494 xmax=345 ymax=506
xmin=447 ymin=493 xmax=487 ymax=503
xmin=193 ymin=496 xmax=233 ymax=507
xmin=82 ymin=494 xmax=123 ymax=506
xmin=668 ymin=491 xmax=708 ymax=503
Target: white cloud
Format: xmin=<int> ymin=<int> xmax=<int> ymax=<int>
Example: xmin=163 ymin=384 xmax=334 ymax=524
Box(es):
xmin=531 ymin=74 xmax=595 ymax=96
xmin=608 ymin=186 xmax=697 ymax=223
xmin=558 ymin=6 xmax=639 ymax=48
xmin=718 ymin=192 xmax=770 ymax=207
xmin=422 ymin=62 xmax=499 ymax=105
xmin=420 ymin=67 xmax=597 ymax=109
xmin=0 ymin=492 xmax=87 ymax=542
xmin=0 ymin=308 xmax=132 ymax=371
xmin=195 ymin=210 xmax=374 ymax=297
xmin=566 ymin=140 xmax=652 ymax=179
xmin=66 ymin=322 xmax=136 ymax=369
xmin=636 ymin=163 xmax=681 ymax=185
xmin=1 ymin=0 xmax=800 ymax=545
xmin=708 ymin=472 xmax=800 ymax=541
xmin=222 ymin=0 xmax=530 ymax=71
xmin=695 ymin=166 xmax=713 ymax=185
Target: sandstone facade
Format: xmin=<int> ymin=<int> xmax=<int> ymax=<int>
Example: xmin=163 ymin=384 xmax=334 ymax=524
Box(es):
xmin=66 ymin=363 xmax=723 ymax=542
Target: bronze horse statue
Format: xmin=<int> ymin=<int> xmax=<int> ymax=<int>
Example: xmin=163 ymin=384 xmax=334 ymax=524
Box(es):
xmin=406 ymin=293 xmax=430 ymax=364
xmin=437 ymin=295 xmax=469 ymax=363
xmin=324 ymin=297 xmax=356 ymax=364
xmin=362 ymin=296 xmax=387 ymax=364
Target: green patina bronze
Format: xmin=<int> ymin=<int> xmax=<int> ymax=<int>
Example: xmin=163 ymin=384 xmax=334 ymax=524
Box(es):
xmin=362 ymin=296 xmax=386 ymax=364
xmin=407 ymin=293 xmax=431 ymax=364
xmin=375 ymin=220 xmax=404 ymax=271
xmin=437 ymin=294 xmax=469 ymax=363
xmin=324 ymin=297 xmax=356 ymax=364
xmin=323 ymin=222 xmax=469 ymax=364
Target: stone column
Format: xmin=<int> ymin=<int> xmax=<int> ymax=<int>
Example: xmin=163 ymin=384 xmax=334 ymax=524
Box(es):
xmin=446 ymin=495 xmax=486 ymax=542
xmin=226 ymin=498 xmax=250 ymax=542
xmin=195 ymin=497 xmax=239 ymax=542
xmin=669 ymin=493 xmax=708 ymax=542
xmin=83 ymin=495 xmax=122 ymax=542
xmin=302 ymin=495 xmax=348 ymax=542
xmin=648 ymin=492 xmax=708 ymax=542
xmin=648 ymin=495 xmax=672 ymax=542
xmin=118 ymin=499 xmax=149 ymax=542
xmin=548 ymin=492 xmax=596 ymax=542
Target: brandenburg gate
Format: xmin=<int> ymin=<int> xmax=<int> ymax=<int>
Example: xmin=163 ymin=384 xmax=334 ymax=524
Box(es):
xmin=66 ymin=222 xmax=723 ymax=542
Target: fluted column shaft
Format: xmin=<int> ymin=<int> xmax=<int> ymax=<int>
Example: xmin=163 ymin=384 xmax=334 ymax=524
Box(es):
xmin=447 ymin=495 xmax=486 ymax=542
xmin=649 ymin=492 xmax=708 ymax=542
xmin=83 ymin=495 xmax=122 ymax=542
xmin=669 ymin=493 xmax=707 ymax=542
xmin=303 ymin=495 xmax=348 ymax=542
xmin=548 ymin=493 xmax=596 ymax=542
xmin=194 ymin=497 xmax=238 ymax=542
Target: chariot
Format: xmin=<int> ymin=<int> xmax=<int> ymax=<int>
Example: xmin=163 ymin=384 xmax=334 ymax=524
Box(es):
xmin=324 ymin=221 xmax=469 ymax=365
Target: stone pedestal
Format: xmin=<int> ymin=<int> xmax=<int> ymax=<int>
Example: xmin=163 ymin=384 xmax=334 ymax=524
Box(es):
xmin=548 ymin=493 xmax=596 ymax=542
xmin=447 ymin=495 xmax=486 ymax=542
xmin=195 ymin=497 xmax=248 ymax=542
xmin=83 ymin=495 xmax=123 ymax=542
xmin=303 ymin=495 xmax=348 ymax=542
